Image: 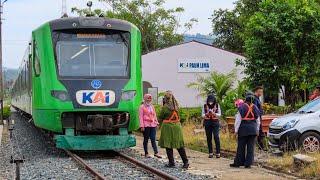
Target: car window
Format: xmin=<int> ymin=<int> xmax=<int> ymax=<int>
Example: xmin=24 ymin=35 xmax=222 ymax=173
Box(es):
xmin=297 ymin=98 xmax=320 ymax=113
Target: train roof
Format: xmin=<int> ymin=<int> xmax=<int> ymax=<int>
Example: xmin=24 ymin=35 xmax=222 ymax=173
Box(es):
xmin=39 ymin=17 xmax=139 ymax=32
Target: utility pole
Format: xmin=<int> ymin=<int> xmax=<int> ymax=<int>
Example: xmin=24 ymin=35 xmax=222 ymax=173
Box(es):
xmin=87 ymin=1 xmax=93 ymax=16
xmin=61 ymin=0 xmax=68 ymax=18
xmin=0 ymin=0 xmax=7 ymax=125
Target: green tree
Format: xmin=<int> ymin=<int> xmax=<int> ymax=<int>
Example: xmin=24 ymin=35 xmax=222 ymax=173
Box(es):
xmin=187 ymin=70 xmax=236 ymax=105
xmin=188 ymin=71 xmax=249 ymax=118
xmin=239 ymin=0 xmax=320 ymax=104
xmin=211 ymin=0 xmax=262 ymax=53
xmin=221 ymin=80 xmax=249 ymax=116
xmin=72 ymin=0 xmax=197 ymax=54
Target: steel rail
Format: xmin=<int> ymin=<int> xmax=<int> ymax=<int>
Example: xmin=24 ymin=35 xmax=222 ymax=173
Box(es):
xmin=115 ymin=151 xmax=178 ymax=180
xmin=64 ymin=150 xmax=107 ymax=180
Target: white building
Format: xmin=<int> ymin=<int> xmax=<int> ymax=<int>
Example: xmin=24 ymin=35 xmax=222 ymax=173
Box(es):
xmin=142 ymin=40 xmax=245 ymax=107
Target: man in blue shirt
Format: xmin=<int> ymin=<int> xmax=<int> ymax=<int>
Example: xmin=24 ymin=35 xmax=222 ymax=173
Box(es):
xmin=253 ymin=86 xmax=265 ymax=150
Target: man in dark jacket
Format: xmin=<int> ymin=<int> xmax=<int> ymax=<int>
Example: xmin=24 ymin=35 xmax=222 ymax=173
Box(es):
xmin=230 ymin=92 xmax=261 ymax=168
xmin=253 ymin=86 xmax=265 ymax=150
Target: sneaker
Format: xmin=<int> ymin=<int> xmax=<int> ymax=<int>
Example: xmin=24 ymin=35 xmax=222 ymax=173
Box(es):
xmin=245 ymin=165 xmax=251 ymax=169
xmin=165 ymin=163 xmax=175 ymax=168
xmin=216 ymin=154 xmax=221 ymax=158
xmin=229 ymin=163 xmax=240 ymax=168
xmin=154 ymin=154 xmax=162 ymax=159
xmin=182 ymin=163 xmax=189 ymax=169
xmin=208 ymin=154 xmax=214 ymax=158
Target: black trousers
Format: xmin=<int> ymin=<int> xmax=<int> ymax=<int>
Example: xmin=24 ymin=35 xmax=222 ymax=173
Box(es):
xmin=234 ymin=135 xmax=256 ymax=166
xmin=257 ymin=123 xmax=265 ymax=150
xmin=143 ymin=127 xmax=158 ymax=155
xmin=204 ymin=120 xmax=220 ymax=154
xmin=166 ymin=147 xmax=188 ymax=165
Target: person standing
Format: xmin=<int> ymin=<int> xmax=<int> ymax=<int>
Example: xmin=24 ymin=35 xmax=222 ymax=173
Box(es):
xmin=253 ymin=86 xmax=265 ymax=150
xmin=230 ymin=92 xmax=261 ymax=168
xmin=159 ymin=91 xmax=189 ymax=169
xmin=202 ymin=94 xmax=221 ymax=158
xmin=309 ymin=85 xmax=320 ymax=100
xmin=139 ymin=94 xmax=162 ymax=158
xmin=234 ymin=99 xmax=244 ymax=108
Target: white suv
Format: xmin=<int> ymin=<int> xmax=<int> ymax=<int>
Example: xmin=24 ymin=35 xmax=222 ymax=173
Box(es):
xmin=268 ymin=98 xmax=320 ymax=153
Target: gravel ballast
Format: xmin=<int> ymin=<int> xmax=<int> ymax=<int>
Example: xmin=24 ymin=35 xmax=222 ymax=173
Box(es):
xmin=118 ymin=149 xmax=212 ymax=180
xmin=1 ymin=111 xmax=211 ymax=179
xmin=0 ymin=112 xmax=92 ymax=180
xmin=79 ymin=150 xmax=211 ymax=180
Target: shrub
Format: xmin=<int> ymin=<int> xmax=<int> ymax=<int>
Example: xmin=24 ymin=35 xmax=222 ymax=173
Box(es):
xmin=179 ymin=107 xmax=202 ymax=124
xmin=263 ymin=103 xmax=291 ymax=115
xmin=294 ymin=101 xmax=307 ymax=110
xmin=3 ymin=105 xmax=11 ymax=119
xmin=262 ymin=101 xmax=308 ymax=115
xmin=154 ymin=105 xmax=201 ymax=124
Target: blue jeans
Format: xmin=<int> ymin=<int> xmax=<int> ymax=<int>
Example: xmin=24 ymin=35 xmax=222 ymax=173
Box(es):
xmin=143 ymin=127 xmax=158 ymax=155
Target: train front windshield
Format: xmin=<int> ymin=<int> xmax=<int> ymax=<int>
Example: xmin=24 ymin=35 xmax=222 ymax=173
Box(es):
xmin=55 ymin=31 xmax=130 ymax=78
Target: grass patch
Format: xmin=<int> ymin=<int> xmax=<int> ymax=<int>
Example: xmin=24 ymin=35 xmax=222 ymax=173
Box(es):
xmin=182 ymin=122 xmax=237 ymax=153
xmin=267 ymin=152 xmax=320 ymax=178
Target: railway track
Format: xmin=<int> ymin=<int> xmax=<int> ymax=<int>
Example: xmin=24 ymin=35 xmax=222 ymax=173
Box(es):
xmin=64 ymin=150 xmax=106 ymax=180
xmin=13 ymin=112 xmax=184 ymax=180
xmin=64 ymin=150 xmax=178 ymax=180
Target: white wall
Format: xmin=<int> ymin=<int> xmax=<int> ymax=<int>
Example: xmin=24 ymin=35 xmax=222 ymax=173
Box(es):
xmin=142 ymin=41 xmax=245 ymax=107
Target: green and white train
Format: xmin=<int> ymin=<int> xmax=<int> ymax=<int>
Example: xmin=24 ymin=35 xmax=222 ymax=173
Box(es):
xmin=11 ymin=17 xmax=142 ymax=150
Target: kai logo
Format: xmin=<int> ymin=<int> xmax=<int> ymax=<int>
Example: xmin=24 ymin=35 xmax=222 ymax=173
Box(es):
xmin=91 ymin=80 xmax=102 ymax=89
xmin=76 ymin=90 xmax=116 ymax=106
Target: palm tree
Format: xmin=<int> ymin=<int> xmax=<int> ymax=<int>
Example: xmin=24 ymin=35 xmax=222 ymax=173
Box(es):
xmin=187 ymin=70 xmax=237 ymax=104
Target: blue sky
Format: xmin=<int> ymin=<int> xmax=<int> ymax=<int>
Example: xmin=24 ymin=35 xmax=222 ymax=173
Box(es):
xmin=3 ymin=0 xmax=236 ymax=68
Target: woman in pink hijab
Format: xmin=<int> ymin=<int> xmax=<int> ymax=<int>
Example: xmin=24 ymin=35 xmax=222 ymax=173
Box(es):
xmin=139 ymin=94 xmax=162 ymax=158
xmin=235 ymin=99 xmax=244 ymax=108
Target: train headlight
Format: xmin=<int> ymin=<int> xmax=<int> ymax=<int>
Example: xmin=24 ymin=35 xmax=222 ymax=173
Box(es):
xmin=121 ymin=90 xmax=136 ymax=101
xmin=51 ymin=90 xmax=70 ymax=102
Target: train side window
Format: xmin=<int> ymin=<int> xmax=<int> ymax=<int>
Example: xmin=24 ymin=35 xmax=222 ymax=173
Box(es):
xmin=21 ymin=66 xmax=24 ymax=90
xmin=24 ymin=64 xmax=27 ymax=89
xmin=34 ymin=41 xmax=41 ymax=76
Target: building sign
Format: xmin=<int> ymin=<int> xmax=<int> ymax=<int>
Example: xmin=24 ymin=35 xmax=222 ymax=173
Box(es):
xmin=177 ymin=60 xmax=211 ymax=73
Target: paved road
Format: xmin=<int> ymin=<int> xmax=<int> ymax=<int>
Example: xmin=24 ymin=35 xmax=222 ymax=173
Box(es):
xmin=133 ymin=136 xmax=296 ymax=180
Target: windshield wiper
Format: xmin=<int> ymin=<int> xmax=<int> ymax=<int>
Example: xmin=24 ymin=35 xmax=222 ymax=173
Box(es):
xmin=298 ymin=110 xmax=314 ymax=114
xmin=118 ymin=33 xmax=129 ymax=47
xmin=70 ymin=46 xmax=89 ymax=60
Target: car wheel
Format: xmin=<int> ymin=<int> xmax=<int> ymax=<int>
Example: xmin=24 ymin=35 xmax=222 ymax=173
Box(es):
xmin=299 ymin=132 xmax=320 ymax=153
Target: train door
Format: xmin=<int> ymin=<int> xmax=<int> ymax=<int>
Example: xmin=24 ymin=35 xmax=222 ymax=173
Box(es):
xmin=27 ymin=42 xmax=32 ymax=114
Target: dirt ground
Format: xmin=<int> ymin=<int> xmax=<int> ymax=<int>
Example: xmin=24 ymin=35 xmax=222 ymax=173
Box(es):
xmin=133 ymin=136 xmax=298 ymax=180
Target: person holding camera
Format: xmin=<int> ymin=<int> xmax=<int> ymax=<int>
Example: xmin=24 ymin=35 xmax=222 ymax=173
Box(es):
xmin=202 ymin=94 xmax=221 ymax=158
